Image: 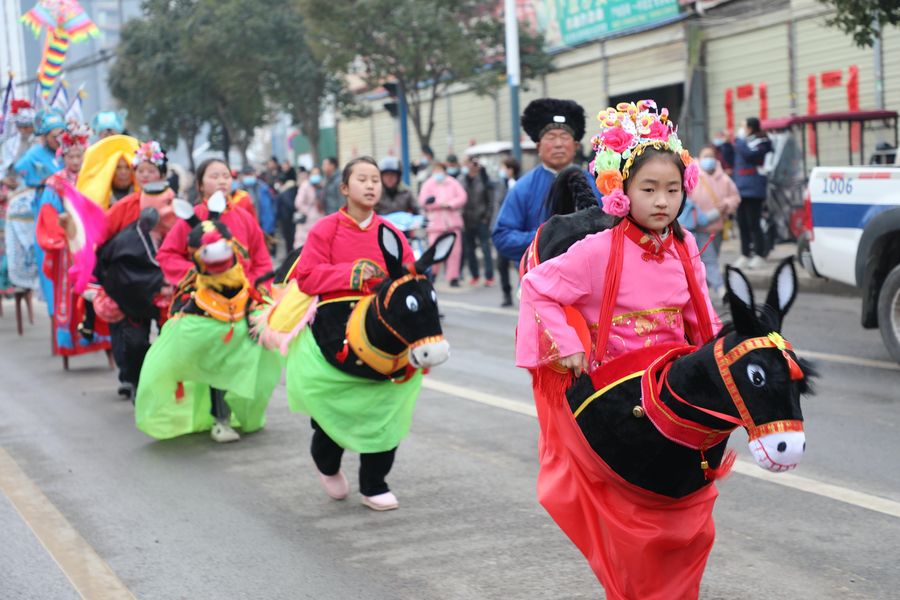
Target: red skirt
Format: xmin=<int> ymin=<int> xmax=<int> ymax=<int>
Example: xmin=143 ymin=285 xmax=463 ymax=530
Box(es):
xmin=532 ymin=347 xmax=718 ymax=600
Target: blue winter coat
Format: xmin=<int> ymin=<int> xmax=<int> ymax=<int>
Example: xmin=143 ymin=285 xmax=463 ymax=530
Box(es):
xmin=491 ymin=165 xmax=601 ymax=263
xmin=733 ymin=135 xmax=772 ymax=199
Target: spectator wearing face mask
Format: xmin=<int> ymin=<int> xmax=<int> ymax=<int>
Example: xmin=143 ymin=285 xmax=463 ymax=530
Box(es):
xmin=237 ymin=166 xmax=277 ymax=246
xmin=418 ymin=162 xmax=466 ymax=287
xmin=294 ymin=166 xmax=325 ymax=248
xmin=678 ymin=145 xmax=740 ymax=299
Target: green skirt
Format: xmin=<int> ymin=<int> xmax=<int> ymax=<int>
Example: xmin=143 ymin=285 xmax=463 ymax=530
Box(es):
xmin=135 ymin=315 xmax=282 ymax=440
xmin=286 ymin=327 xmax=423 ymax=453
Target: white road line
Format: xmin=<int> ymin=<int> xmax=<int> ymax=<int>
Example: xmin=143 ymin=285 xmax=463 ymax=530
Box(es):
xmin=0 ymin=448 xmax=136 ymax=600
xmin=440 ymin=298 xmax=900 ymax=372
xmin=423 ymin=378 xmax=900 ymax=519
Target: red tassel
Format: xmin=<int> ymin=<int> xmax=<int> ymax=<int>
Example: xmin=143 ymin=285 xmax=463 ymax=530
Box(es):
xmin=785 ymin=352 xmax=804 ymax=380
xmin=248 ymin=286 xmax=264 ymax=305
xmin=335 ymin=340 xmax=349 ymax=364
xmin=706 ymin=449 xmax=737 ymax=482
xmin=222 ymin=324 xmax=234 ymax=343
xmin=530 ymin=367 xmax=573 ymax=408
xmin=175 ymin=382 xmax=185 ymax=400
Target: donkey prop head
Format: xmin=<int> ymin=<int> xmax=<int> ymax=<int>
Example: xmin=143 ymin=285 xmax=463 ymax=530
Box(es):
xmin=569 ymin=257 xmax=814 ymax=498
xmin=335 ymin=225 xmax=455 ymax=379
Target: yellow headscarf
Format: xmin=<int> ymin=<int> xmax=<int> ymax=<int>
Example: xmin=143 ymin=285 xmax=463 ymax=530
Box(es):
xmin=76 ymin=134 xmax=140 ymax=210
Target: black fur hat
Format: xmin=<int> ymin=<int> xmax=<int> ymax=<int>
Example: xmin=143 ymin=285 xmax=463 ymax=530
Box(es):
xmin=521 ymin=98 xmax=586 ymax=143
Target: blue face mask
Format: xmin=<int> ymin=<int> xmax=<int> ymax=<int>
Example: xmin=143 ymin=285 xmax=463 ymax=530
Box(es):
xmin=309 ymin=174 xmax=322 ymax=185
xmin=434 ymin=173 xmax=446 ymax=183
xmin=699 ymin=157 xmax=717 ymax=173
xmin=242 ymin=176 xmax=257 ymax=186
xmin=447 ymin=167 xmax=460 ymax=176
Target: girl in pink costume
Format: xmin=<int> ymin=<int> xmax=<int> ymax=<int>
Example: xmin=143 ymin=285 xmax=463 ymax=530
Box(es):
xmin=516 ymin=100 xmax=723 ymax=599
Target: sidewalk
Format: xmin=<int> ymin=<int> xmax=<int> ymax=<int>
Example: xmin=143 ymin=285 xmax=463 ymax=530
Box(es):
xmin=717 ymin=237 xmax=858 ymax=296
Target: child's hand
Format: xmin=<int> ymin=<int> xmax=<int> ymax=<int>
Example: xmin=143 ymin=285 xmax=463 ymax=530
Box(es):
xmin=361 ymin=264 xmax=378 ymax=281
xmin=559 ymin=352 xmax=588 ymax=377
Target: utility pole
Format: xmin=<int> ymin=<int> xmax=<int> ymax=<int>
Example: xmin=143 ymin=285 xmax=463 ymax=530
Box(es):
xmin=504 ymin=0 xmax=521 ymax=162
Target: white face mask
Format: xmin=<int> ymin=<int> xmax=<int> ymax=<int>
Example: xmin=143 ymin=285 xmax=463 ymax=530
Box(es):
xmin=737 ymin=127 xmax=747 ymax=139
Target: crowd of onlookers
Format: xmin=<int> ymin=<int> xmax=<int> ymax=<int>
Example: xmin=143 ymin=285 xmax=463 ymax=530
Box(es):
xmin=237 ymin=150 xmax=523 ymax=307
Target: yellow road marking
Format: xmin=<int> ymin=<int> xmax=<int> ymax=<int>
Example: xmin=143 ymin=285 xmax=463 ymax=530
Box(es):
xmin=0 ymin=448 xmax=137 ymax=600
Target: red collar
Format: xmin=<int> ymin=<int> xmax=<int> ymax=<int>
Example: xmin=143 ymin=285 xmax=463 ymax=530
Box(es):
xmin=338 ymin=207 xmax=376 ymax=230
xmin=623 ymin=219 xmax=674 ymax=263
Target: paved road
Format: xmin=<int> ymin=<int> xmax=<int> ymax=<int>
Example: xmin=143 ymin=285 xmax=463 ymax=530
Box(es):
xmin=1 ymin=280 xmax=898 ymax=599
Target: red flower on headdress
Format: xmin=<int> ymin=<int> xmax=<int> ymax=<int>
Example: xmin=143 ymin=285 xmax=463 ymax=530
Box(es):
xmin=648 ymin=120 xmax=670 ymax=141
xmin=683 ymin=161 xmax=700 ymax=194
xmin=11 ymin=99 xmax=33 ymax=114
xmin=600 ymin=128 xmax=634 ymax=154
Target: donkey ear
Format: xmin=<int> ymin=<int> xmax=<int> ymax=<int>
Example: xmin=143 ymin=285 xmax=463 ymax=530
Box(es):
xmin=764 ymin=257 xmax=798 ymax=325
xmin=378 ymin=224 xmax=406 ymax=279
xmin=207 ymin=190 xmax=227 ymax=218
xmin=174 ymin=198 xmax=199 ymax=227
xmin=725 ymin=265 xmax=757 ymax=334
xmin=414 ymin=232 xmax=456 ymax=273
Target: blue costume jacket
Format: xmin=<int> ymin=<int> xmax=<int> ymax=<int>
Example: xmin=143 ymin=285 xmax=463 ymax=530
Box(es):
xmin=491 ymin=165 xmax=601 ymax=263
xmin=14 ymin=143 xmax=62 ymax=306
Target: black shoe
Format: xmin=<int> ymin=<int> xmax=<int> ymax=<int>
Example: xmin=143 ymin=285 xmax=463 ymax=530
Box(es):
xmin=449 ymin=279 xmax=460 ymax=288
xmin=501 ymin=292 xmax=513 ymax=307
xmin=117 ymin=382 xmax=135 ymax=400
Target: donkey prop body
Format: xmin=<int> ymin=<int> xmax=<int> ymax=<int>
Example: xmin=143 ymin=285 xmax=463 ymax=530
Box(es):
xmin=134 ymin=193 xmax=281 ymax=440
xmin=255 ymin=225 xmax=455 ymax=453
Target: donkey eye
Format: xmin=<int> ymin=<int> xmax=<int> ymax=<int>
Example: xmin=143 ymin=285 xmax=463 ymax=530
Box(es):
xmin=405 ymin=295 xmax=420 ymax=312
xmin=747 ymin=364 xmax=766 ymax=387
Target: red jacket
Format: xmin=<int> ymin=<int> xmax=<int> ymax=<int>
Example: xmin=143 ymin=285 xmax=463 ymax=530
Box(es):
xmin=291 ymin=209 xmax=414 ymax=298
xmin=104 ymin=192 xmax=141 ymax=241
xmin=157 ymin=198 xmax=273 ymax=286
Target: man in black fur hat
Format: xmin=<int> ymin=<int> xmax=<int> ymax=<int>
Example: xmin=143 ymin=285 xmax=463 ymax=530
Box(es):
xmin=491 ymin=98 xmax=601 ymax=289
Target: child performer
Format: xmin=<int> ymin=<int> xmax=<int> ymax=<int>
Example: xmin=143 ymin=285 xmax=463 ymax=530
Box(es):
xmin=516 ymin=100 xmax=721 ymax=598
xmin=290 ymin=156 xmax=416 ymax=511
xmin=156 ymin=158 xmax=272 ymax=442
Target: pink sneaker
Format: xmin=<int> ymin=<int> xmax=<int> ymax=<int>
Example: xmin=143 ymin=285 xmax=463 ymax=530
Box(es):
xmin=318 ymin=470 xmax=349 ymax=500
xmin=361 ymin=491 xmax=399 ymax=511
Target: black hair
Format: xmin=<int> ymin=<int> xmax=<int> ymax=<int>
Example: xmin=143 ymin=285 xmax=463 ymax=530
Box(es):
xmin=746 ymin=117 xmax=762 ymax=135
xmin=324 ymin=156 xmax=339 ymax=168
xmin=195 ymin=157 xmax=230 ymax=194
xmin=341 ymin=156 xmax=379 ymax=186
xmin=502 ymin=156 xmax=521 ymax=179
xmin=616 ymin=145 xmax=686 ymax=240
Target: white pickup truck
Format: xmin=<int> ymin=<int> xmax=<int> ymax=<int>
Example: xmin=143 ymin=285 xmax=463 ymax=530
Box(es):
xmin=799 ymin=153 xmax=900 ymax=362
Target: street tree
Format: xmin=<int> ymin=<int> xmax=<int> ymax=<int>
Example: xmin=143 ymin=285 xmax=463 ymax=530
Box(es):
xmin=109 ymin=0 xmax=211 ymax=171
xmin=302 ymin=0 xmax=528 ymax=153
xmin=818 ymin=0 xmax=900 ymax=47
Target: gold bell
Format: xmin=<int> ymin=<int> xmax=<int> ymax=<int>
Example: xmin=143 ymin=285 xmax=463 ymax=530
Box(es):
xmin=700 ymin=460 xmax=709 ymax=470
xmin=355 ymin=359 xmax=364 ymax=366
xmin=632 ymin=406 xmax=645 ymax=418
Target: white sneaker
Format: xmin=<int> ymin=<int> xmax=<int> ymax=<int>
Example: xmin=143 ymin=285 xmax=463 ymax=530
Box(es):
xmin=748 ymin=255 xmax=767 ymax=269
xmin=210 ymin=421 xmax=240 ymax=443
xmin=732 ymin=255 xmax=750 ymax=269
xmin=361 ymin=491 xmax=399 ymax=511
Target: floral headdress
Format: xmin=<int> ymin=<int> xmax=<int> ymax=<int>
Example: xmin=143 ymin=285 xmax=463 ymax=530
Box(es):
xmin=132 ymin=140 xmax=166 ymax=169
xmin=57 ymin=122 xmax=92 ymax=156
xmin=589 ymin=99 xmax=699 ymax=217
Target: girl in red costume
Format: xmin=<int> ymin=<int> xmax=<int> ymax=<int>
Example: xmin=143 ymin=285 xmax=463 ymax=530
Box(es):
xmin=156 ymin=158 xmax=272 ymax=442
xmin=290 ymin=156 xmax=416 ymax=511
xmin=516 ymin=100 xmax=722 ymax=599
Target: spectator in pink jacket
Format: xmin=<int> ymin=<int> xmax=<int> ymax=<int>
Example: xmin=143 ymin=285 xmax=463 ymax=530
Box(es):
xmin=681 ymin=145 xmax=740 ymax=299
xmin=418 ymin=162 xmax=467 ymax=286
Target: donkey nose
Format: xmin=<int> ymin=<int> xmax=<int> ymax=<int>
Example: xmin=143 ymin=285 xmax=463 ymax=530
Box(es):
xmin=749 ymin=430 xmax=806 ymax=473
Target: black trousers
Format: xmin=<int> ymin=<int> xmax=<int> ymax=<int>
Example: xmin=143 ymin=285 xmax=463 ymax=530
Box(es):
xmin=497 ymin=255 xmax=513 ymax=297
xmin=118 ymin=318 xmax=153 ymax=388
xmin=210 ymin=388 xmax=231 ymax=420
xmin=462 ymin=222 xmax=494 ymax=280
xmin=310 ymin=419 xmax=396 ymax=496
xmin=108 ymin=320 xmax=127 ymax=382
xmin=736 ymin=196 xmax=767 ymax=258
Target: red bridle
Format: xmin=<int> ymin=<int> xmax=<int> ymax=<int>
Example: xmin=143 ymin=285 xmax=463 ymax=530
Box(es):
xmin=641 ymin=332 xmax=805 ymax=472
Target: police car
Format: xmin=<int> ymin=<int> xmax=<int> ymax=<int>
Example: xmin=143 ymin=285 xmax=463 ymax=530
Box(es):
xmin=799 ymin=150 xmax=900 ymax=362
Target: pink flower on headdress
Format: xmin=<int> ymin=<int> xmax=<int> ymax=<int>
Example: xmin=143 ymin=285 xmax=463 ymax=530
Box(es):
xmin=648 ymin=120 xmax=670 ymax=141
xmin=683 ymin=161 xmax=700 ymax=194
xmin=602 ymin=188 xmax=631 ymax=217
xmin=600 ymin=128 xmax=634 ymax=154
